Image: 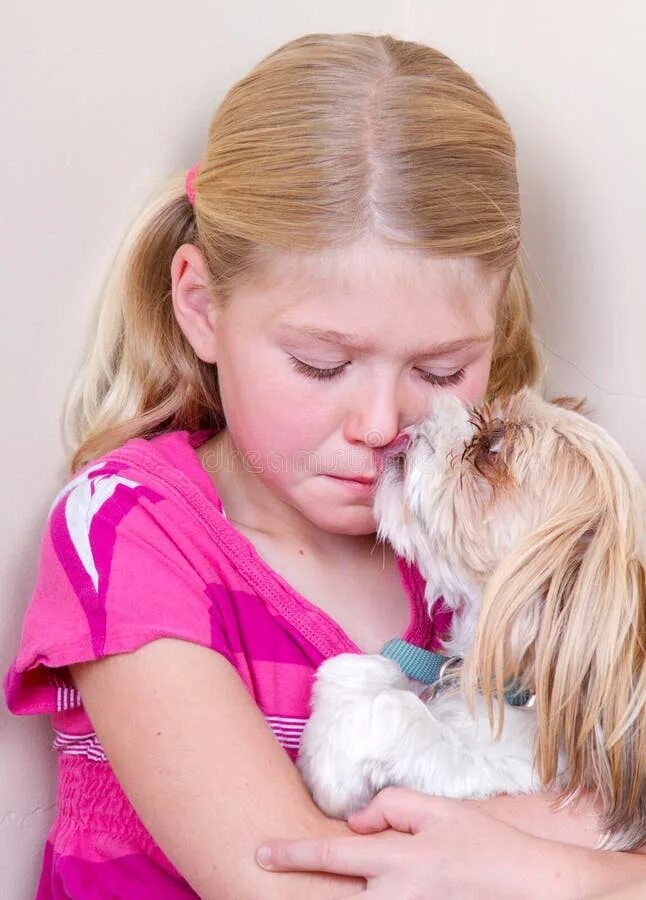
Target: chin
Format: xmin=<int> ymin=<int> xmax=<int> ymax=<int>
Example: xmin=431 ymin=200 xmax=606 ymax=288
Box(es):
xmin=311 ymin=506 xmax=379 ymax=537
xmin=288 ymin=482 xmax=376 ymax=537
xmin=297 ymin=388 xmax=646 ymax=852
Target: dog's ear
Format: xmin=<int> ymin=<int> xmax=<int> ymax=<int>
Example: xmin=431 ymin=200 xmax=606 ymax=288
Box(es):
xmin=468 ymin=496 xmax=646 ymax=850
xmin=550 ymin=394 xmax=589 ymax=415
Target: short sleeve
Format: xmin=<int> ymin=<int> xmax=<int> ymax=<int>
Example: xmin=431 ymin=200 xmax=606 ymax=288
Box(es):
xmin=4 ymin=462 xmax=234 ymax=717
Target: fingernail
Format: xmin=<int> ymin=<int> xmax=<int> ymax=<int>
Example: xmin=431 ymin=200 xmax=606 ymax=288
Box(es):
xmin=256 ymin=845 xmax=272 ymax=868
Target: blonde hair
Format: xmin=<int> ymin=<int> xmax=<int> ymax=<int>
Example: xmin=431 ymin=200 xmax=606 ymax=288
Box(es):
xmin=65 ymin=32 xmax=541 ymax=475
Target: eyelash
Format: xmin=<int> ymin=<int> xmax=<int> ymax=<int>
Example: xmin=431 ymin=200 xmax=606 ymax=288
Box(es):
xmin=289 ymin=357 xmax=466 ymax=386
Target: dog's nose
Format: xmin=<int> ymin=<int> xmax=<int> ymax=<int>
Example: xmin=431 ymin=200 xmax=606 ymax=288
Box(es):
xmin=377 ymin=431 xmax=412 ymax=476
xmin=389 ymin=431 xmax=412 ymax=454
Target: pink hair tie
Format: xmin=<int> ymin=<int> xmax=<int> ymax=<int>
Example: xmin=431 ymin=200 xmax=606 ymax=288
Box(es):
xmin=185 ymin=162 xmax=201 ymax=206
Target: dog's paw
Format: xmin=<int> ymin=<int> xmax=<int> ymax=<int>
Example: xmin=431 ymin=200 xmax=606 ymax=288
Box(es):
xmin=372 ymin=688 xmax=433 ymax=729
xmin=369 ymin=689 xmax=438 ymax=759
xmin=312 ymin=653 xmax=410 ymax=704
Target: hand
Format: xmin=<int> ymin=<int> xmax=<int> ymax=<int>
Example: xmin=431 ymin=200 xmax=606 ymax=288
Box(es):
xmin=257 ymin=787 xmax=582 ymax=899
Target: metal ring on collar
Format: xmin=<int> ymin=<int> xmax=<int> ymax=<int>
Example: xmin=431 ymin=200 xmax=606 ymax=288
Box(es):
xmin=438 ymin=655 xmax=462 ymax=681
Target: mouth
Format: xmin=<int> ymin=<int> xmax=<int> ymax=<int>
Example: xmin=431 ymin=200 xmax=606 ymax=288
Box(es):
xmin=325 ymin=473 xmax=377 ymax=484
xmin=323 ymin=474 xmax=377 ymax=496
xmin=345 ymin=475 xmax=377 ymax=485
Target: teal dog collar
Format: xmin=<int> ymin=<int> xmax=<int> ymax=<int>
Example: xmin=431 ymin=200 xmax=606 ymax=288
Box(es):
xmin=380 ymin=638 xmax=534 ymax=708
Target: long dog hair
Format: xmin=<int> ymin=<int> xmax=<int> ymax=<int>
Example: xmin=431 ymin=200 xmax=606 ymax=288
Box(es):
xmin=299 ymin=389 xmax=645 ymax=850
xmin=380 ymin=389 xmax=646 ymax=850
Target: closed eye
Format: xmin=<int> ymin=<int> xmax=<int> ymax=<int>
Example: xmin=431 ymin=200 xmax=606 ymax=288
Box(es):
xmin=289 ymin=357 xmax=349 ymax=380
xmin=415 ymin=368 xmax=465 ymax=387
xmin=290 ymin=356 xmax=466 ymax=386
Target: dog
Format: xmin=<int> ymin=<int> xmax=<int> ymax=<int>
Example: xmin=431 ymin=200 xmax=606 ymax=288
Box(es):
xmin=297 ymin=389 xmax=646 ymax=851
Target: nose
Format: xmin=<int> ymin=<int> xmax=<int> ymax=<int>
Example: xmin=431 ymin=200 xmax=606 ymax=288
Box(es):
xmin=343 ymin=370 xmax=428 ymax=454
xmin=342 ymin=373 xmax=409 ymax=450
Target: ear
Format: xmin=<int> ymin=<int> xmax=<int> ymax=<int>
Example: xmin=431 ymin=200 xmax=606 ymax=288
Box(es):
xmin=469 ymin=503 xmax=646 ymax=849
xmin=171 ymin=243 xmax=218 ymax=364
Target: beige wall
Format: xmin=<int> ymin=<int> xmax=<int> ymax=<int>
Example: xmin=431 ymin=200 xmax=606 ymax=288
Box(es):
xmin=2 ymin=2 xmax=644 ymax=894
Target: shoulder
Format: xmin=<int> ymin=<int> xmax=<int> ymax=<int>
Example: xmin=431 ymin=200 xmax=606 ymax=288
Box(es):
xmin=4 ymin=428 xmax=240 ymax=718
xmin=50 ymin=428 xmax=225 ymax=564
xmin=46 ymin=428 xmax=236 ymax=629
xmin=55 ymin=427 xmax=221 ymax=517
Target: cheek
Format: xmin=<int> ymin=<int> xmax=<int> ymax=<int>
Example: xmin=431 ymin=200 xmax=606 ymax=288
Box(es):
xmin=219 ymin=358 xmax=332 ymax=456
xmin=451 ymin=353 xmax=493 ymax=406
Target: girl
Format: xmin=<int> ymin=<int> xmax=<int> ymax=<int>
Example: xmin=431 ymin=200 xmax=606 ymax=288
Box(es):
xmin=4 ymin=31 xmax=645 ymax=899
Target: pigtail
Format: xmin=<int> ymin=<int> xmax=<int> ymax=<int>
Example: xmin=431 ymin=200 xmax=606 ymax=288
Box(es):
xmin=487 ymin=256 xmax=543 ymax=401
xmin=63 ymin=173 xmax=225 ymax=475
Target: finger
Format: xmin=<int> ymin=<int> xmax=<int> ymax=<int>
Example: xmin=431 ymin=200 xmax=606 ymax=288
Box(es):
xmin=348 ymin=786 xmax=448 ymax=835
xmin=256 ymin=835 xmax=385 ymax=878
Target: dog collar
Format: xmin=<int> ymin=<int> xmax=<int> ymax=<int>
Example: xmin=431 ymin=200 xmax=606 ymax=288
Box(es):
xmin=380 ymin=638 xmax=534 ymax=707
xmin=381 ymin=638 xmax=455 ymax=685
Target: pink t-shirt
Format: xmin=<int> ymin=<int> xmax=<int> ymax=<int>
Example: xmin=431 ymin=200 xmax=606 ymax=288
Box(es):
xmin=4 ymin=428 xmax=451 ymax=898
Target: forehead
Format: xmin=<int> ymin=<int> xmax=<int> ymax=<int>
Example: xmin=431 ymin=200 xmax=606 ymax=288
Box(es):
xmin=253 ymin=237 xmax=503 ymax=296
xmin=235 ymin=238 xmax=506 ymax=345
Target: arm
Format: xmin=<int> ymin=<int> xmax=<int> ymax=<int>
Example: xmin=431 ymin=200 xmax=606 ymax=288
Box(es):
xmin=472 ymin=793 xmax=646 ymax=897
xmin=593 ymin=884 xmax=646 ymax=899
xmin=257 ymin=788 xmax=646 ymax=899
xmin=70 ymin=638 xmax=364 ymax=900
xmin=462 ymin=791 xmax=602 ymax=848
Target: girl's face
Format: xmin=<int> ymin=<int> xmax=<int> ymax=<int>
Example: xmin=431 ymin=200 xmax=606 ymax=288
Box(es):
xmin=210 ymin=237 xmax=507 ymax=537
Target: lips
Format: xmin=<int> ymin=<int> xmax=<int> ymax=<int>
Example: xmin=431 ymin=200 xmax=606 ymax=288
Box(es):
xmin=327 ymin=474 xmax=377 ymax=484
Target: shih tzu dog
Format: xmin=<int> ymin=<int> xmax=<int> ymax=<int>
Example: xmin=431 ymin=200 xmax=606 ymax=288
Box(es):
xmin=297 ymin=389 xmax=646 ymax=851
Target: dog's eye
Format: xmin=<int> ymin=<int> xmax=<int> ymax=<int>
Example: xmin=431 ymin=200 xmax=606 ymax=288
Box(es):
xmin=482 ymin=425 xmax=505 ymax=455
xmin=462 ymin=417 xmax=511 ymax=485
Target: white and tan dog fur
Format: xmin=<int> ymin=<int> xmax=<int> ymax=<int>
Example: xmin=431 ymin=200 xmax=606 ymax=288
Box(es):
xmin=297 ymin=389 xmax=646 ymax=851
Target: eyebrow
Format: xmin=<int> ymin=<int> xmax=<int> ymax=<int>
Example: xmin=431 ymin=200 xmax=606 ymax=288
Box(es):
xmin=277 ymin=324 xmax=493 ymax=356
